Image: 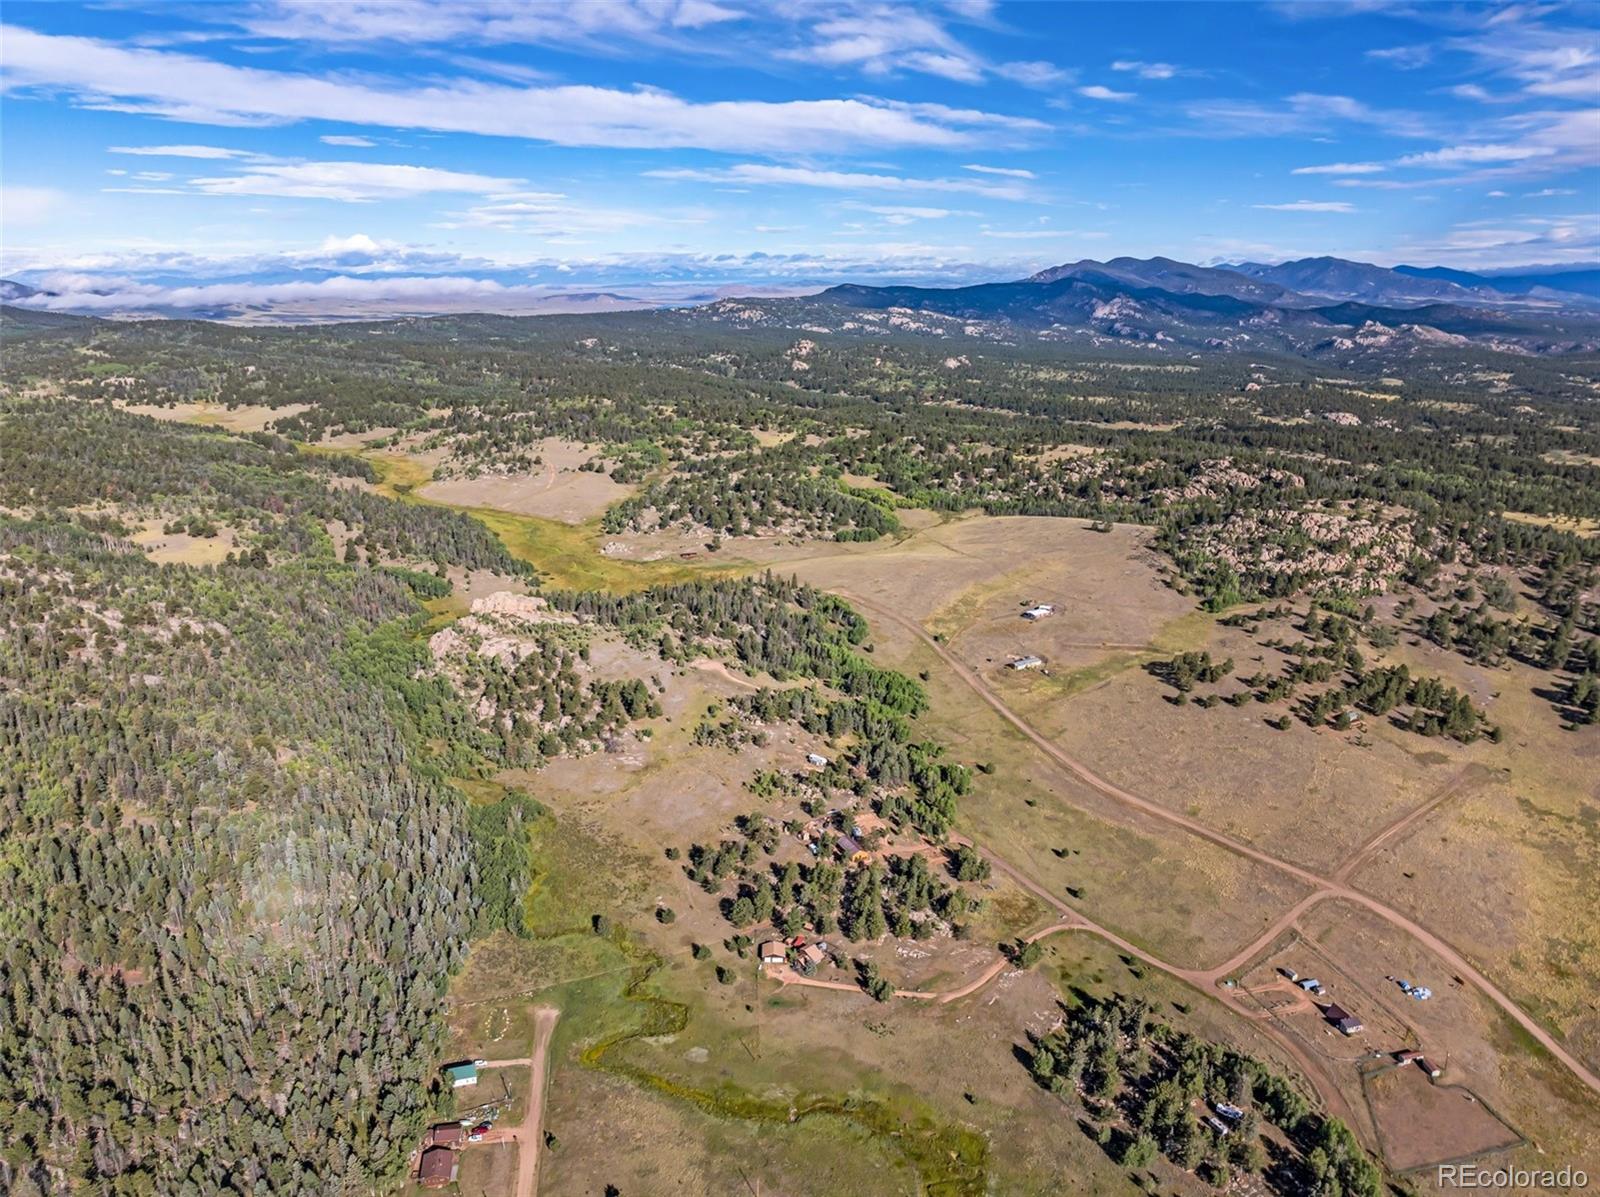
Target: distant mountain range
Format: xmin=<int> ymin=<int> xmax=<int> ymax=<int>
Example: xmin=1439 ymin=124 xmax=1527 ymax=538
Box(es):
xmin=1026 ymin=255 xmax=1600 ymax=310
xmin=5 ymin=256 xmax=1599 ymax=359
xmin=685 ymin=255 xmax=1600 ymax=362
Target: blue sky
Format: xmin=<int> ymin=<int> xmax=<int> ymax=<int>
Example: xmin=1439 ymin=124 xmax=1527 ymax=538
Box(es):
xmin=1 ymin=1 xmax=1596 ymax=310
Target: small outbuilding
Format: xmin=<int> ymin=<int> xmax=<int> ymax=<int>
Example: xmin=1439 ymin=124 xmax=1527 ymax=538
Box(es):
xmin=425 ymin=1123 xmax=464 ymax=1148
xmin=443 ymin=1061 xmax=478 ymax=1088
xmin=1323 ymin=1003 xmax=1363 ymax=1035
xmin=1009 ymin=655 xmax=1044 ymax=671
xmin=806 ymin=752 xmax=830 ymax=767
xmin=418 ymin=1147 xmax=459 ymax=1189
xmin=759 ymin=941 xmax=787 ymax=964
xmin=1022 ymin=604 xmax=1056 ymax=620
xmin=798 ymin=943 xmax=829 ymax=970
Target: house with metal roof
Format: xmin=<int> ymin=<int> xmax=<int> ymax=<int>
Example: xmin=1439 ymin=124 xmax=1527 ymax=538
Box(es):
xmin=418 ymin=1147 xmax=458 ymax=1189
xmin=1322 ymin=1003 xmax=1363 ymax=1035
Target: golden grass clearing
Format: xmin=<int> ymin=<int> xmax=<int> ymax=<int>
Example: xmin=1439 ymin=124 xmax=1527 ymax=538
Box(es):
xmin=419 ymin=439 xmax=633 ymax=524
xmin=119 ymin=401 xmax=308 ymax=433
xmin=1503 ymin=511 xmax=1600 ymax=537
xmin=130 ymin=519 xmax=235 ymax=566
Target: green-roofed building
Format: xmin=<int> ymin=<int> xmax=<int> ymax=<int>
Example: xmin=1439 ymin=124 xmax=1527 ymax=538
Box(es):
xmin=443 ymin=1061 xmax=478 ymax=1088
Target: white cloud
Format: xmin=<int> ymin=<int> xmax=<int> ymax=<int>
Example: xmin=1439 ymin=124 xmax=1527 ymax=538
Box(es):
xmin=1524 ymin=74 xmax=1600 ymax=99
xmin=996 ymin=60 xmax=1069 ymax=87
xmin=1525 ymin=187 xmax=1577 ymax=197
xmin=188 ymin=161 xmax=524 ymax=202
xmin=320 ymin=135 xmax=376 ymax=147
xmin=963 ymin=163 xmax=1036 ymax=179
xmin=1253 ymin=200 xmax=1357 ymax=212
xmin=315 ymin=233 xmax=388 ymax=255
xmin=442 ymin=191 xmax=697 ymax=238
xmin=0 ymin=185 xmax=63 ymax=225
xmin=981 ymin=228 xmax=1107 ymax=239
xmin=1111 ymin=60 xmax=1176 ymax=79
xmin=845 ymin=203 xmax=972 ymax=224
xmin=2 ymin=24 xmax=1027 ymax=154
xmin=1077 ymin=85 xmax=1134 ymax=101
xmin=780 ymin=7 xmax=985 ymax=82
xmin=1394 ymin=143 xmax=1550 ymax=168
xmin=1291 ymin=162 xmax=1386 ymax=175
xmin=1365 ymin=44 xmax=1432 ymax=69
xmin=229 ymin=0 xmax=742 ymax=47
xmin=643 ymin=163 xmax=1028 ymax=199
xmin=1450 ymin=11 xmax=1599 ymax=102
xmin=1186 ymin=92 xmax=1436 ymax=139
xmin=109 ymin=144 xmax=256 ymax=159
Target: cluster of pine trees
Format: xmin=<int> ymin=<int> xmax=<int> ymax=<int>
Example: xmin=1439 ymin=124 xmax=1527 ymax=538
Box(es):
xmin=685 ymin=816 xmax=970 ymax=944
xmin=1026 ymin=993 xmax=1382 ymax=1196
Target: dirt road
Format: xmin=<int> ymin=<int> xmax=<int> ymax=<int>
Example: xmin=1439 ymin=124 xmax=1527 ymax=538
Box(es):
xmin=478 ymin=1007 xmax=560 ymax=1197
xmin=843 ymin=592 xmax=1600 ymax=1099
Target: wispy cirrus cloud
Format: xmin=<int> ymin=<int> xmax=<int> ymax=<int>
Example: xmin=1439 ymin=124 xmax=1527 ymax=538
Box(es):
xmin=0 ymin=23 xmax=1027 ymax=154
xmin=1291 ymin=161 xmax=1386 ymax=175
xmin=980 ymin=227 xmax=1108 ymax=239
xmin=1077 ymin=84 xmax=1134 ymax=102
xmin=1111 ymin=59 xmax=1185 ymax=79
xmin=1253 ymin=200 xmax=1357 ymax=213
xmin=1449 ymin=8 xmax=1599 ymax=101
xmin=1365 ymin=44 xmax=1433 ymax=69
xmin=963 ymin=163 xmax=1036 ymax=179
xmin=439 ymin=191 xmax=707 ymax=241
xmin=1394 ymin=143 xmax=1551 ymax=168
xmin=773 ymin=3 xmax=1065 ymax=88
xmin=642 ymin=163 xmax=1030 ymax=199
xmin=189 ymin=161 xmax=525 ymax=202
xmin=109 ymin=144 xmax=258 ymax=159
xmin=224 ymin=0 xmax=743 ymax=49
xmin=1186 ymin=91 xmax=1437 ymax=139
xmin=843 ymin=203 xmax=976 ymax=224
xmin=995 ymin=60 xmax=1071 ymax=88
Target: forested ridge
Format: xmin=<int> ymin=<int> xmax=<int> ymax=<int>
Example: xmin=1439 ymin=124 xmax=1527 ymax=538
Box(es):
xmin=0 ymin=384 xmax=983 ymax=1194
xmin=0 ymin=517 xmax=524 ymax=1194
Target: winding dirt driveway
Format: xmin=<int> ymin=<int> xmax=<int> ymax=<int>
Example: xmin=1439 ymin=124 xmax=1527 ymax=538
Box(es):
xmin=835 ymin=592 xmax=1600 ymax=1099
xmin=478 ymin=1007 xmax=560 ymax=1197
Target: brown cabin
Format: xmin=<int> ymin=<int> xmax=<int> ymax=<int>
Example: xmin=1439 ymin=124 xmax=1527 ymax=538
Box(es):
xmin=426 ymin=1123 xmax=463 ymax=1148
xmin=1323 ymin=1003 xmax=1363 ymax=1035
xmin=418 ymin=1146 xmax=458 ymax=1188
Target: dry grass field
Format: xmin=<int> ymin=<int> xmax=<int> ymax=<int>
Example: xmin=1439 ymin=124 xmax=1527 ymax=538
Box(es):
xmin=1362 ymin=1064 xmax=1523 ymax=1174
xmin=129 ymin=517 xmax=236 ymax=565
xmin=117 ymin=400 xmax=309 ymax=432
xmin=420 ymin=439 xmax=634 ymax=524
